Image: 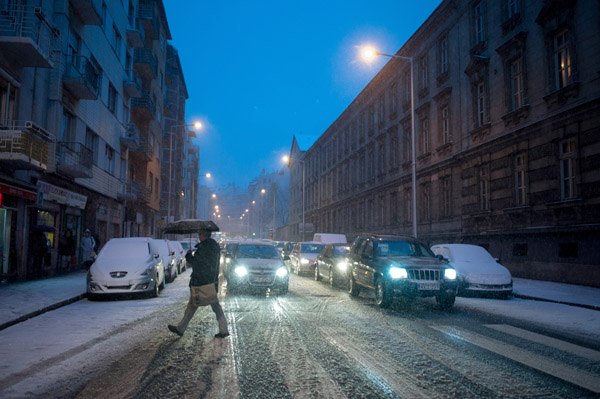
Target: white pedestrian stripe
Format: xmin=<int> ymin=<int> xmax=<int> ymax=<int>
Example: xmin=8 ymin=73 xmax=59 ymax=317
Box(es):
xmin=430 ymin=325 xmax=600 ymax=394
xmin=484 ymin=324 xmax=600 ymax=362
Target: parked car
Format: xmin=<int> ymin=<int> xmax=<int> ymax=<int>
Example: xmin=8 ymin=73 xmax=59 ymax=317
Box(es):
xmin=346 ymin=234 xmax=458 ymax=309
xmin=312 ymin=233 xmax=347 ymax=244
xmin=430 ymin=244 xmax=513 ymax=299
xmin=153 ymin=239 xmax=179 ymax=283
xmin=87 ymin=237 xmax=165 ymax=298
xmin=173 ymin=241 xmax=187 ymax=272
xmin=289 ymin=242 xmax=325 ymax=275
xmin=225 ymin=241 xmax=289 ymax=294
xmin=282 ymin=241 xmax=296 ymax=269
xmin=178 ymin=239 xmax=198 ymax=254
xmin=314 ymin=243 xmax=351 ymax=287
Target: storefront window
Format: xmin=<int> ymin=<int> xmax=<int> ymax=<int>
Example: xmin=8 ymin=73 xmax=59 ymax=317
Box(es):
xmin=37 ymin=210 xmax=57 ymax=247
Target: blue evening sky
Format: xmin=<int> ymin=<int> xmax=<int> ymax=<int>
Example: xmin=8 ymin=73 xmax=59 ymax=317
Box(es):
xmin=163 ymin=1 xmax=442 ymax=188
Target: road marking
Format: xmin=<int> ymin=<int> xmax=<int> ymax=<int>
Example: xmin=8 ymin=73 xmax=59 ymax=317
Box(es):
xmin=430 ymin=325 xmax=600 ymax=394
xmin=484 ymin=324 xmax=600 ymax=362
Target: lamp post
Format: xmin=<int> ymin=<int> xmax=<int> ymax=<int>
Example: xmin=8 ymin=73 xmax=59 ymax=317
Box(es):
xmin=363 ymin=48 xmax=417 ymax=238
xmin=167 ymin=122 xmax=201 ymax=225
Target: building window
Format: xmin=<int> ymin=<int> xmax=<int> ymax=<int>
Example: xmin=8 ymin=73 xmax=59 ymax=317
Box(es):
xmin=108 ymin=83 xmax=117 ymax=113
xmin=149 ymin=172 xmax=153 ymax=193
xmin=390 ymin=83 xmax=398 ymax=116
xmin=441 ymin=177 xmax=451 ymax=217
xmin=439 ymin=37 xmax=448 ymax=75
xmin=511 ymin=58 xmax=524 ymax=110
xmin=390 ymin=192 xmax=398 ymax=224
xmin=420 ymin=118 xmax=429 ymax=154
xmin=85 ymin=129 xmax=98 ymax=164
xmin=479 ymin=166 xmax=490 ymax=211
xmin=422 ymin=184 xmax=431 ymax=221
xmin=441 ymin=105 xmax=450 ymax=144
xmin=377 ymin=95 xmax=384 ymax=126
xmin=420 ymin=55 xmax=428 ymax=90
xmin=403 ymin=127 xmax=411 ymax=163
xmin=155 ymin=177 xmax=159 ymax=198
xmin=404 ymin=70 xmax=411 ymax=103
xmin=390 ymin=132 xmax=398 ymax=169
xmin=477 ymin=81 xmax=486 ymax=127
xmin=128 ymin=0 xmax=135 ymax=26
xmin=0 ymin=77 xmax=17 ymax=127
xmin=559 ymin=139 xmax=576 ymax=200
xmin=112 ymin=24 xmax=122 ymax=59
xmin=105 ymin=145 xmax=115 ymax=175
xmin=404 ymin=189 xmax=412 ymax=223
xmin=474 ymin=2 xmax=485 ymax=45
xmin=555 ymin=30 xmax=573 ymax=90
xmin=507 ymin=0 xmax=520 ymax=18
xmin=515 ymin=153 xmax=527 ymax=205
xmin=61 ymin=110 xmax=74 ymax=142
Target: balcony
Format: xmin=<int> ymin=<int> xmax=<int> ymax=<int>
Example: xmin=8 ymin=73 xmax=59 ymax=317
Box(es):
xmin=130 ymin=132 xmax=153 ymax=161
xmin=124 ymin=69 xmax=142 ymax=98
xmin=0 ymin=4 xmax=56 ymax=68
xmin=131 ymin=92 xmax=156 ymax=121
xmin=132 ymin=181 xmax=151 ymax=204
xmin=117 ymin=178 xmax=137 ymax=201
xmin=126 ymin=19 xmax=145 ymax=47
xmin=68 ymin=0 xmax=102 ymax=25
xmin=137 ymin=0 xmax=159 ymax=41
xmin=56 ymin=142 xmax=93 ymax=178
xmin=0 ymin=120 xmax=53 ymax=171
xmin=120 ymin=123 xmax=140 ymax=149
xmin=63 ymin=56 xmax=101 ymax=100
xmin=133 ymin=47 xmax=157 ymax=80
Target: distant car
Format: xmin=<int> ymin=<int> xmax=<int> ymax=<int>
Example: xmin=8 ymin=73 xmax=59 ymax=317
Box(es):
xmin=431 ymin=244 xmax=513 ymax=299
xmin=87 ymin=237 xmax=165 ymax=298
xmin=153 ymin=239 xmax=179 ymax=283
xmin=221 ymin=240 xmax=240 ymax=279
xmin=346 ymin=234 xmax=458 ymax=309
xmin=173 ymin=241 xmax=187 ymax=272
xmin=289 ymin=242 xmax=325 ymax=275
xmin=225 ymin=241 xmax=289 ymax=294
xmin=312 ymin=233 xmax=347 ymax=244
xmin=314 ymin=243 xmax=351 ymax=287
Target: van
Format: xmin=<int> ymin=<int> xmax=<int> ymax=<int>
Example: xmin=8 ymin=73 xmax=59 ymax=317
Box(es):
xmin=312 ymin=233 xmax=347 ymax=244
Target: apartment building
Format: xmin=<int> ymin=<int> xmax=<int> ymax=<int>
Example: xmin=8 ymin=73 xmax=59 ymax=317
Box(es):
xmin=0 ymin=0 xmax=188 ymax=282
xmin=289 ymin=0 xmax=600 ymax=286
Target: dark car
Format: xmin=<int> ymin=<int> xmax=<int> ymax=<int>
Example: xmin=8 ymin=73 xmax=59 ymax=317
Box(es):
xmin=314 ymin=243 xmax=351 ymax=287
xmin=225 ymin=241 xmax=289 ymax=294
xmin=346 ymin=234 xmax=458 ymax=309
xmin=220 ymin=240 xmax=239 ymax=279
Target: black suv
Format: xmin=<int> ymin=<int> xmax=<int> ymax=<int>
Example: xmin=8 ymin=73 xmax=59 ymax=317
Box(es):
xmin=346 ymin=234 xmax=458 ymax=309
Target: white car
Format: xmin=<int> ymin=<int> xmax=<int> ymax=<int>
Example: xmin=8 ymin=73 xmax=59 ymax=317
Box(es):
xmin=153 ymin=239 xmax=179 ymax=283
xmin=431 ymin=244 xmax=513 ymax=299
xmin=87 ymin=237 xmax=165 ymax=298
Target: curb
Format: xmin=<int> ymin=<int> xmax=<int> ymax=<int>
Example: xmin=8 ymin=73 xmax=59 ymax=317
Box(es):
xmin=0 ymin=293 xmax=88 ymax=332
xmin=513 ymin=293 xmax=600 ymax=311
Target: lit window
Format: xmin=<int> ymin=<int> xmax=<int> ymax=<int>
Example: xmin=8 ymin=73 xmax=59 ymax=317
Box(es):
xmin=555 ymin=30 xmax=572 ymax=89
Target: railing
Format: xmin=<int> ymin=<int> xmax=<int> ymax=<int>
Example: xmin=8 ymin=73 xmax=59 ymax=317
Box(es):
xmin=124 ymin=68 xmax=142 ymax=97
xmin=56 ymin=142 xmax=93 ymax=174
xmin=130 ymin=131 xmax=153 ymax=160
xmin=120 ymin=123 xmax=140 ymax=148
xmin=137 ymin=0 xmax=159 ymax=40
xmin=0 ymin=3 xmax=56 ymax=65
xmin=131 ymin=181 xmax=151 ymax=203
xmin=133 ymin=47 xmax=157 ymax=77
xmin=131 ymin=91 xmax=156 ymax=120
xmin=63 ymin=55 xmax=101 ymax=96
xmin=0 ymin=120 xmax=54 ymax=170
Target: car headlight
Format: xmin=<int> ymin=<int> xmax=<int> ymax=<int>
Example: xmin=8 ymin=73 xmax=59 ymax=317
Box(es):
xmin=389 ymin=267 xmax=408 ymax=279
xmin=444 ymin=268 xmax=457 ymax=280
xmin=301 ymin=258 xmax=309 ymax=264
xmin=276 ymin=267 xmax=288 ymax=277
xmin=336 ymin=261 xmax=347 ymax=271
xmin=141 ymin=265 xmax=156 ymax=276
xmin=234 ymin=266 xmax=248 ymax=277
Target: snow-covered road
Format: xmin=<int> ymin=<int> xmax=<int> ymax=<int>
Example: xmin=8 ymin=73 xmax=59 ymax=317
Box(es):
xmin=0 ymin=271 xmax=598 ymax=398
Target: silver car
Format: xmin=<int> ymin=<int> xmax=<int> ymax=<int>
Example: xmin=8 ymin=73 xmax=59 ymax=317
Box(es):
xmin=153 ymin=239 xmax=179 ymax=283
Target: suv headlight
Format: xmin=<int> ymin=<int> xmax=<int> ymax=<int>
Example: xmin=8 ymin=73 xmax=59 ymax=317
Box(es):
xmin=389 ymin=267 xmax=408 ymax=279
xmin=336 ymin=261 xmax=347 ymax=271
xmin=444 ymin=268 xmax=457 ymax=280
xmin=276 ymin=267 xmax=288 ymax=277
xmin=301 ymin=258 xmax=309 ymax=264
xmin=234 ymin=266 xmax=248 ymax=277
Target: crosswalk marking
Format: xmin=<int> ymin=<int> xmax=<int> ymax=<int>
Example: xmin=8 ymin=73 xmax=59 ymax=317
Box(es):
xmin=484 ymin=324 xmax=600 ymax=362
xmin=430 ymin=325 xmax=600 ymax=394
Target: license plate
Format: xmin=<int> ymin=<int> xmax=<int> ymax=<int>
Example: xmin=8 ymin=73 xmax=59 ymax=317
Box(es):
xmin=419 ymin=282 xmax=440 ymax=291
xmin=252 ymin=277 xmax=271 ymax=283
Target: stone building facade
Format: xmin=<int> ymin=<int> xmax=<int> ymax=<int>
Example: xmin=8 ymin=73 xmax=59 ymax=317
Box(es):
xmin=289 ymin=0 xmax=600 ymax=286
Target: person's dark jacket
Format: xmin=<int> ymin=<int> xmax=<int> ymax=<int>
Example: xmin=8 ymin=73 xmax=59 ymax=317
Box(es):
xmin=58 ymin=233 xmax=76 ymax=256
xmin=186 ymin=238 xmax=220 ymax=287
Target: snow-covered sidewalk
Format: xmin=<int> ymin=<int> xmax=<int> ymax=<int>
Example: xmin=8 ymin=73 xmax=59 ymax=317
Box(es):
xmin=0 ymin=271 xmax=599 ymax=330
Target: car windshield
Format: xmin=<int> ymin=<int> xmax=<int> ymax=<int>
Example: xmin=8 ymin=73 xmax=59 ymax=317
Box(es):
xmin=301 ymin=243 xmax=325 ymax=253
xmin=99 ymin=241 xmax=150 ymax=259
xmin=334 ymin=246 xmax=350 ymax=256
xmin=237 ymin=245 xmax=280 ymax=259
xmin=376 ymin=240 xmax=435 ymax=257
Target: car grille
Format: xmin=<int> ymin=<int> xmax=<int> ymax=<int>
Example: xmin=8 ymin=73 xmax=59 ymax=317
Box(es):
xmin=106 ymin=285 xmax=132 ymax=290
xmin=247 ymin=269 xmax=276 ymax=285
xmin=407 ymin=269 xmax=441 ymax=281
xmin=110 ymin=271 xmax=128 ymax=278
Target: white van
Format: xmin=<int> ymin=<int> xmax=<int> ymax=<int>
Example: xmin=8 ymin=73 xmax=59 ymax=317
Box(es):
xmin=312 ymin=233 xmax=347 ymax=244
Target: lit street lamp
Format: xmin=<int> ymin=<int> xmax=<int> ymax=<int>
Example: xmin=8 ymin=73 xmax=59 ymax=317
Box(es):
xmin=362 ymin=47 xmax=417 ymax=238
xmin=167 ymin=121 xmax=202 ymax=224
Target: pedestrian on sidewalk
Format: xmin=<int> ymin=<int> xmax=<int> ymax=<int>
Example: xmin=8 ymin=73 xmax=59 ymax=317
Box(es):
xmin=30 ymin=229 xmax=48 ymax=278
xmin=58 ymin=228 xmax=76 ymax=272
xmin=80 ymin=229 xmax=96 ymax=269
xmin=168 ymin=229 xmax=229 ymax=338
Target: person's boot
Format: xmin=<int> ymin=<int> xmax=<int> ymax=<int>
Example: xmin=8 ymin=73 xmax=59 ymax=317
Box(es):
xmin=168 ymin=324 xmax=183 ymax=336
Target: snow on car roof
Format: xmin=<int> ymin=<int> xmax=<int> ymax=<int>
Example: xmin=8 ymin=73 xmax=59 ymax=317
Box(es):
xmin=437 ymin=244 xmax=495 ymax=262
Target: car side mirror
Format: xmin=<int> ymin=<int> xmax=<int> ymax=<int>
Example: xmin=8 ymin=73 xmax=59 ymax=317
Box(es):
xmin=436 ymin=254 xmax=447 ymax=262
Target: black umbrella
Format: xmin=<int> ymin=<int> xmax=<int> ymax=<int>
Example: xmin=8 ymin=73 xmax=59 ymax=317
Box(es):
xmin=163 ymin=219 xmax=220 ymax=235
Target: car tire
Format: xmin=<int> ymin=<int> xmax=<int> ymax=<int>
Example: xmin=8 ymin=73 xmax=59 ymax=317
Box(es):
xmin=436 ymin=293 xmax=456 ymax=309
xmin=348 ymin=274 xmax=360 ymax=297
xmin=314 ymin=265 xmax=321 ymax=281
xmin=151 ymin=280 xmax=159 ymax=298
xmin=328 ymin=268 xmax=334 ymax=287
xmin=375 ymin=278 xmax=392 ymax=308
xmin=159 ymin=275 xmax=165 ymax=290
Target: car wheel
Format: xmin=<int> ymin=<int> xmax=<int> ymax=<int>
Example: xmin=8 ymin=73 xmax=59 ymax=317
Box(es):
xmin=348 ymin=274 xmax=360 ymax=297
xmin=328 ymin=268 xmax=334 ymax=287
xmin=375 ymin=278 xmax=392 ymax=308
xmin=151 ymin=280 xmax=159 ymax=298
xmin=159 ymin=275 xmax=165 ymax=290
xmin=436 ymin=293 xmax=456 ymax=310
xmin=314 ymin=265 xmax=321 ymax=281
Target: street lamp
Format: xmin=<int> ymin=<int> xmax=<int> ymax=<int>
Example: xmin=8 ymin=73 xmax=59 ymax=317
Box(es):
xmin=362 ymin=47 xmax=417 ymax=238
xmin=167 ymin=121 xmax=202 ymax=224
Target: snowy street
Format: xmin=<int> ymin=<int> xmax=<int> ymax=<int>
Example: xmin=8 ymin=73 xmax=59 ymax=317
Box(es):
xmin=0 ymin=270 xmax=599 ymax=398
